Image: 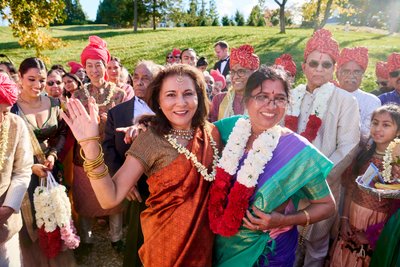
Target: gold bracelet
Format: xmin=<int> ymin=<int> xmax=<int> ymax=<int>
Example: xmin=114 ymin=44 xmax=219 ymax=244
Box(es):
xmin=87 ymin=165 xmax=109 ymax=180
xmin=340 ymin=216 xmax=349 ymax=220
xmin=78 ymin=136 xmax=100 ymax=144
xmin=302 ymin=209 xmax=310 ymax=226
xmin=298 ymin=209 xmax=310 ymax=247
xmin=80 ymin=143 xmax=109 ymax=180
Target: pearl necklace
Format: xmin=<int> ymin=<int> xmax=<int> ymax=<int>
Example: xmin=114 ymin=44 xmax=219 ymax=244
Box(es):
xmin=83 ymin=83 xmax=115 ymax=107
xmin=0 ymin=116 xmax=10 ymax=172
xmin=165 ymin=126 xmax=219 ymax=182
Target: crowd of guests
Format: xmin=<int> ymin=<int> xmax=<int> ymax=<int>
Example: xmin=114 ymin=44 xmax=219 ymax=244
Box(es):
xmin=0 ymin=28 xmax=399 ymax=267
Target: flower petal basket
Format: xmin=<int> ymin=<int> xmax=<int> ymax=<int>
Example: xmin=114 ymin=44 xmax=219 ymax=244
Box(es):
xmin=356 ymin=176 xmax=400 ymax=199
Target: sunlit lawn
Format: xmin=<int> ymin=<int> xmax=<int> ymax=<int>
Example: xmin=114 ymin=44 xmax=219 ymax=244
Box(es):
xmin=0 ymin=24 xmax=399 ymax=91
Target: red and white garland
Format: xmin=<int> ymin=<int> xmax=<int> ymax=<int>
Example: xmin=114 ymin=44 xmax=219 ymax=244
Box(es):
xmin=284 ymin=82 xmax=334 ymax=142
xmin=209 ymin=118 xmax=282 ymax=236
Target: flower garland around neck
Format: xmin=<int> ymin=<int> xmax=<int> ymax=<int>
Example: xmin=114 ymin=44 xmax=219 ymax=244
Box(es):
xmin=381 ymin=138 xmax=400 ymax=183
xmin=208 ymin=118 xmax=282 ymax=236
xmin=284 ymin=82 xmax=334 ymax=142
xmin=0 ymin=116 xmax=10 ymax=172
xmin=83 ymin=82 xmax=115 ymax=107
xmin=164 ymin=126 xmax=219 ymax=182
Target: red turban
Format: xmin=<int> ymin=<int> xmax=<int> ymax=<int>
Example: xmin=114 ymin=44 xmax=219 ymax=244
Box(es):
xmin=375 ymin=61 xmax=389 ymax=79
xmin=337 ymin=47 xmax=369 ymax=71
xmin=0 ymin=73 xmax=18 ymax=106
xmin=172 ymin=48 xmax=181 ymax=57
xmin=68 ymin=61 xmax=84 ymax=74
xmin=230 ymin=45 xmax=260 ymax=70
xmin=210 ymin=69 xmax=226 ymax=88
xmin=274 ymin=54 xmax=297 ymax=77
xmin=80 ymin=36 xmax=111 ymax=66
xmin=304 ymin=29 xmax=339 ymax=62
xmin=387 ymin=52 xmax=400 ymax=72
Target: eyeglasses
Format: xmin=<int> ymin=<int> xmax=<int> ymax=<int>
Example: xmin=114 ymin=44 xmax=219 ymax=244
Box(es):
xmin=376 ymin=80 xmax=388 ymax=87
xmin=230 ymin=69 xmax=249 ymax=78
xmin=47 ymin=80 xmax=62 ymax=86
xmin=389 ymin=70 xmax=400 ymax=78
xmin=166 ymin=56 xmax=173 ymax=59
xmin=307 ymin=60 xmax=333 ymax=69
xmin=339 ymin=69 xmax=364 ymax=77
xmin=250 ymin=94 xmax=288 ymax=107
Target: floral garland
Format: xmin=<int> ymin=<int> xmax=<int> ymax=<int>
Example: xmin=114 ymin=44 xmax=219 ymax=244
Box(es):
xmin=284 ymin=82 xmax=335 ymax=142
xmin=165 ymin=126 xmax=219 ymax=182
xmin=0 ymin=116 xmax=10 ymax=172
xmin=382 ymin=138 xmax=400 ymax=183
xmin=83 ymin=83 xmax=115 ymax=107
xmin=34 ymin=173 xmax=80 ymax=258
xmin=209 ymin=118 xmax=282 ymax=236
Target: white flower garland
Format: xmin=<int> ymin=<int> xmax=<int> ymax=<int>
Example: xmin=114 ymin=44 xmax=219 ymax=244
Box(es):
xmin=0 ymin=116 xmax=9 ymax=172
xmin=165 ymin=126 xmax=219 ymax=182
xmin=218 ymin=118 xmax=282 ymax=188
xmin=83 ymin=83 xmax=115 ymax=107
xmin=287 ymin=82 xmax=335 ymax=118
xmin=382 ymin=138 xmax=400 ymax=183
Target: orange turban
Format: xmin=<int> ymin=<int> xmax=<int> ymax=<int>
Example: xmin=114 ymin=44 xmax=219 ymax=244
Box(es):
xmin=375 ymin=61 xmax=389 ymax=79
xmin=230 ymin=45 xmax=260 ymax=70
xmin=0 ymin=73 xmax=18 ymax=106
xmin=210 ymin=69 xmax=226 ymax=88
xmin=80 ymin=36 xmax=111 ymax=67
xmin=304 ymin=29 xmax=339 ymax=62
xmin=68 ymin=61 xmax=84 ymax=74
xmin=387 ymin=52 xmax=400 ymax=72
xmin=337 ymin=47 xmax=369 ymax=71
xmin=274 ymin=54 xmax=297 ymax=77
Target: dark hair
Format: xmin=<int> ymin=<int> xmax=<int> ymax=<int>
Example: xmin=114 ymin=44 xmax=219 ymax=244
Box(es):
xmin=50 ymin=64 xmax=67 ymax=76
xmin=354 ymin=104 xmax=400 ymax=174
xmin=19 ymin=57 xmax=47 ymax=77
xmin=47 ymin=68 xmax=63 ymax=77
xmin=142 ymin=64 xmax=209 ymax=136
xmin=62 ymin=73 xmax=83 ymax=98
xmin=196 ymin=57 xmax=208 ymax=67
xmin=214 ymin=41 xmax=229 ymax=49
xmin=243 ymin=65 xmax=291 ymax=103
xmin=180 ymin=48 xmax=197 ymax=60
xmin=0 ymin=61 xmax=17 ymax=75
xmin=110 ymin=56 xmax=122 ymax=67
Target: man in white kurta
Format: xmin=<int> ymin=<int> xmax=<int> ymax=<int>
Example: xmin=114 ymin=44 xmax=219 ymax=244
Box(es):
xmin=285 ymin=29 xmax=360 ymax=267
xmin=0 ymin=73 xmax=32 ymax=266
xmin=336 ymin=47 xmax=381 ymax=144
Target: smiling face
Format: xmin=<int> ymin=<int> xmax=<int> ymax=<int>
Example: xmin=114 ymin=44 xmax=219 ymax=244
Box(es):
xmin=370 ymin=111 xmax=400 ymax=152
xmin=246 ymin=79 xmax=288 ymax=134
xmin=302 ymin=50 xmax=335 ymax=91
xmin=63 ymin=75 xmax=79 ymax=93
xmin=230 ymin=63 xmax=255 ymax=94
xmin=337 ymin=61 xmax=364 ymax=92
xmin=85 ymin=59 xmax=106 ymax=82
xmin=0 ymin=103 xmax=11 ymax=124
xmin=158 ymin=74 xmax=198 ymax=130
xmin=45 ymin=71 xmax=64 ymax=98
xmin=19 ymin=67 xmax=47 ymax=97
xmin=106 ymin=60 xmax=122 ymax=83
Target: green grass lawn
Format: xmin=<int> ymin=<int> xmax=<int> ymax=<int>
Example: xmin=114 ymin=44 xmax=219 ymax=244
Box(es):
xmin=0 ymin=25 xmax=399 ymax=91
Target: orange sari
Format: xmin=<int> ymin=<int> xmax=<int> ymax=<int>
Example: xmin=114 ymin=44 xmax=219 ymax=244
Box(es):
xmin=138 ymin=126 xmax=218 ymax=267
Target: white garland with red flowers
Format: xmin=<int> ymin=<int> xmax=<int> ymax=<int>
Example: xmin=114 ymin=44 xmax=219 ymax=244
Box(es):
xmin=287 ymin=82 xmax=335 ymax=119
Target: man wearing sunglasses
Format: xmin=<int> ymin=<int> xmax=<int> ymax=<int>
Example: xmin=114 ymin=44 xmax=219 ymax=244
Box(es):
xmin=371 ymin=61 xmax=391 ymax=96
xmin=379 ymin=53 xmax=400 ymax=105
xmin=285 ymin=29 xmax=360 ymax=267
xmin=336 ymin=47 xmax=381 ymax=144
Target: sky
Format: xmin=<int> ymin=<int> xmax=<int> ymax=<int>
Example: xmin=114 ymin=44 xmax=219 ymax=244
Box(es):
xmin=81 ymin=0 xmax=304 ymax=22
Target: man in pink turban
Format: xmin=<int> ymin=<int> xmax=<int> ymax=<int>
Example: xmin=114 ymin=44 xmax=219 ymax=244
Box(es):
xmin=286 ymin=29 xmax=360 ymax=267
xmin=210 ymin=69 xmax=226 ymax=98
xmin=210 ymin=44 xmax=259 ymax=121
xmin=274 ymin=53 xmax=297 ymax=78
xmin=0 ymin=73 xmax=32 ymax=266
xmin=67 ymin=61 xmax=86 ymax=82
xmin=371 ymin=61 xmax=391 ymax=96
xmin=379 ymin=52 xmax=400 ymax=105
xmin=337 ymin=47 xmax=381 ymax=144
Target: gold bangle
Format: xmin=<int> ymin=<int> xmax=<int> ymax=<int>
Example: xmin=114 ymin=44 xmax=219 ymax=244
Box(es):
xmin=298 ymin=209 xmax=310 ymax=247
xmin=87 ymin=165 xmax=109 ymax=180
xmin=302 ymin=209 xmax=310 ymax=226
xmin=340 ymin=216 xmax=349 ymax=220
xmin=78 ymin=136 xmax=100 ymax=144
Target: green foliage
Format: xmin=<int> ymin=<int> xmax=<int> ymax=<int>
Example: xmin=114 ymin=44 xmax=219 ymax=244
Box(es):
xmin=265 ymin=8 xmax=293 ymax=26
xmin=221 ymin=15 xmax=230 ymax=26
xmin=60 ymin=0 xmax=86 ymax=25
xmin=96 ymin=0 xmax=150 ymax=27
xmin=208 ymin=0 xmax=219 ymax=26
xmin=234 ymin=10 xmax=245 ymax=26
xmin=247 ymin=5 xmax=265 ymax=26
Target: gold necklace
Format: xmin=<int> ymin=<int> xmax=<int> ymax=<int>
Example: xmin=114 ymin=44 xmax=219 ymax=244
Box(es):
xmin=169 ymin=128 xmax=194 ymax=140
xmin=375 ymin=149 xmax=386 ymax=156
xmin=0 ymin=116 xmax=10 ymax=172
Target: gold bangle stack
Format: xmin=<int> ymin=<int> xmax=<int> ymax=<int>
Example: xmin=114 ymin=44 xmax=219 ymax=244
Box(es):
xmin=298 ymin=209 xmax=310 ymax=247
xmin=80 ymin=141 xmax=109 ymax=180
xmin=78 ymin=136 xmax=100 ymax=145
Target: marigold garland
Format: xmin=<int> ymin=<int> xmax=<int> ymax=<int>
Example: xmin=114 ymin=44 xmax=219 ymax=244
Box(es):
xmin=83 ymin=83 xmax=115 ymax=107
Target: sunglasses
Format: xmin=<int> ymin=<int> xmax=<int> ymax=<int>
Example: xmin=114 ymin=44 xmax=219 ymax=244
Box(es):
xmin=389 ymin=70 xmax=400 ymax=78
xmin=174 ymin=56 xmax=180 ymax=58
xmin=376 ymin=80 xmax=388 ymax=87
xmin=47 ymin=80 xmax=62 ymax=86
xmin=166 ymin=56 xmax=173 ymax=59
xmin=307 ymin=60 xmax=333 ymax=69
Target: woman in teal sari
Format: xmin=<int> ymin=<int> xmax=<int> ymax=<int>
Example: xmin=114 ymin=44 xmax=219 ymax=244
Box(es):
xmin=209 ymin=66 xmax=336 ymax=266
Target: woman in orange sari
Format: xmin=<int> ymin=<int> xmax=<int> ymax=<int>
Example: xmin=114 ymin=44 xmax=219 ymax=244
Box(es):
xmin=62 ymin=64 xmax=221 ymax=266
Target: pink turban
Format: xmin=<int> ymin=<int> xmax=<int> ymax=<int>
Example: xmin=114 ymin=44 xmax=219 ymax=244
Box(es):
xmin=172 ymin=48 xmax=181 ymax=57
xmin=230 ymin=45 xmax=260 ymax=70
xmin=304 ymin=29 xmax=340 ymax=62
xmin=0 ymin=73 xmax=18 ymax=106
xmin=375 ymin=61 xmax=389 ymax=79
xmin=80 ymin=36 xmax=111 ymax=66
xmin=67 ymin=61 xmax=84 ymax=74
xmin=387 ymin=52 xmax=400 ymax=72
xmin=337 ymin=47 xmax=369 ymax=71
xmin=274 ymin=54 xmax=297 ymax=77
xmin=210 ymin=69 xmax=226 ymax=88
